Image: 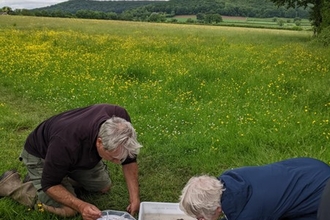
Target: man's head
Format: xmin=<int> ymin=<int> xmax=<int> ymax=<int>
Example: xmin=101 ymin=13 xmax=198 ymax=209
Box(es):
xmin=179 ymin=175 xmax=225 ymax=220
xmin=97 ymin=117 xmax=142 ymax=163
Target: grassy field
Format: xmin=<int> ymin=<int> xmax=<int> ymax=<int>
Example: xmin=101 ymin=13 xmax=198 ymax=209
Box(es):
xmin=0 ymin=16 xmax=329 ymax=220
xmin=172 ymin=15 xmax=312 ymax=30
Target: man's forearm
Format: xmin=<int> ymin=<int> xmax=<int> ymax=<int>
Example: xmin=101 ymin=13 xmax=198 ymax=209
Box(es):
xmin=45 ymin=184 xmax=102 ymax=219
xmin=122 ymin=162 xmax=140 ymax=201
xmin=46 ymin=184 xmax=86 ymax=211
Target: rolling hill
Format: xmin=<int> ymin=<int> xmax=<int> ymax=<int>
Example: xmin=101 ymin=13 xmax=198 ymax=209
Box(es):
xmin=32 ymin=0 xmax=309 ymax=18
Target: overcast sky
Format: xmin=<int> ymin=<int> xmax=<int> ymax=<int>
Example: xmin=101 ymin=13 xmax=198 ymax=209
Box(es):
xmin=0 ymin=0 xmax=67 ymax=10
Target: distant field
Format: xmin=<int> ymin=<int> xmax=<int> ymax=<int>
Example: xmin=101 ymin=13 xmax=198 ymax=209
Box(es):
xmin=222 ymin=15 xmax=247 ymax=21
xmin=0 ymin=16 xmax=328 ymax=220
xmin=172 ymin=15 xmax=312 ymax=30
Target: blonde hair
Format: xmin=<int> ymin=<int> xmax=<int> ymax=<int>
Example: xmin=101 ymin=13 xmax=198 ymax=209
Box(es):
xmin=179 ymin=175 xmax=224 ymax=220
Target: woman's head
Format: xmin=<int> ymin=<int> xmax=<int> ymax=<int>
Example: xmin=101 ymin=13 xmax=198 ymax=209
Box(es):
xmin=179 ymin=175 xmax=225 ymax=220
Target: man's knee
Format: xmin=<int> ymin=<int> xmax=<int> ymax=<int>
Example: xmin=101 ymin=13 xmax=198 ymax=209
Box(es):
xmin=100 ymin=184 xmax=111 ymax=193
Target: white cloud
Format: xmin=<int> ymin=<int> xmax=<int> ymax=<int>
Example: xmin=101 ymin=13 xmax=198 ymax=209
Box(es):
xmin=0 ymin=0 xmax=169 ymax=10
xmin=0 ymin=0 xmax=67 ymax=10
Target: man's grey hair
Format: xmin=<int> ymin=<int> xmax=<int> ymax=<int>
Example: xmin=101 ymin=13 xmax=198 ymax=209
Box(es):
xmin=98 ymin=116 xmax=142 ymax=161
xmin=179 ymin=175 xmax=224 ymax=220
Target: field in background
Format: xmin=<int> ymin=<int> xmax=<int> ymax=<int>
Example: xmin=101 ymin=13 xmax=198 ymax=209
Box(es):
xmin=0 ymin=16 xmax=329 ymax=220
xmin=172 ymin=15 xmax=312 ymax=30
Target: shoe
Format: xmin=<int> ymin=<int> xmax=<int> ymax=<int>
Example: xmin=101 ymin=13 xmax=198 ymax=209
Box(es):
xmin=0 ymin=169 xmax=17 ymax=182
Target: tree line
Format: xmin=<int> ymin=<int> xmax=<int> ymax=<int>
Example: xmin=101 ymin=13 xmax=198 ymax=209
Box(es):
xmin=3 ymin=0 xmax=310 ymax=19
xmin=1 ymin=0 xmax=330 ymax=37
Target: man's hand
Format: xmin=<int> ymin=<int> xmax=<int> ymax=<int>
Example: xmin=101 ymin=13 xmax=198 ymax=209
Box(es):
xmin=46 ymin=184 xmax=102 ymax=220
xmin=126 ymin=198 xmax=140 ymax=216
xmin=79 ymin=202 xmax=102 ymax=220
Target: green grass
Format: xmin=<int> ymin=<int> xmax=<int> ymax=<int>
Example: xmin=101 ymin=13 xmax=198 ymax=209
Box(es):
xmin=0 ymin=16 xmax=329 ymax=220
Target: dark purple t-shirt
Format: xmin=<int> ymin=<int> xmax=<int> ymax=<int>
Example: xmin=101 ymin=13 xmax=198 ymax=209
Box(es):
xmin=24 ymin=104 xmax=136 ymax=191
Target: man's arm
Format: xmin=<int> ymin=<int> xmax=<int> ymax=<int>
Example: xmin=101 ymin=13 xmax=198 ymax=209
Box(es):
xmin=122 ymin=162 xmax=140 ymax=215
xmin=46 ymin=184 xmax=102 ymax=220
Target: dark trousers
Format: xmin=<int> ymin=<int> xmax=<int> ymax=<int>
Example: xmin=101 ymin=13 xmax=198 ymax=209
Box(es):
xmin=318 ymin=179 xmax=330 ymax=220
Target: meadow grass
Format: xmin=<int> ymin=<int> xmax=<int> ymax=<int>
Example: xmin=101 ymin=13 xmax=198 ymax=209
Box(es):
xmin=0 ymin=16 xmax=329 ymax=220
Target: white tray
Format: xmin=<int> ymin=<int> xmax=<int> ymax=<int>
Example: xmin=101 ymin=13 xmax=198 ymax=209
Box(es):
xmin=138 ymin=202 xmax=195 ymax=220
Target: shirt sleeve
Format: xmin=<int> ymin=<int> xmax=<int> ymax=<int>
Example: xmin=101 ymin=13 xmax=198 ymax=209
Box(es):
xmin=41 ymin=137 xmax=72 ymax=192
xmin=121 ymin=155 xmax=137 ymax=165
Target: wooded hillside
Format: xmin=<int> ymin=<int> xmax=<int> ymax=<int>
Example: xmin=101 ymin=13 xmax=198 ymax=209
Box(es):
xmin=32 ymin=0 xmax=309 ymax=18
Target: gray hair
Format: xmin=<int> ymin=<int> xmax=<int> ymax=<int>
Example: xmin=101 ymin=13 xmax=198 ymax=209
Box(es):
xmin=98 ymin=116 xmax=142 ymax=161
xmin=179 ymin=175 xmax=224 ymax=220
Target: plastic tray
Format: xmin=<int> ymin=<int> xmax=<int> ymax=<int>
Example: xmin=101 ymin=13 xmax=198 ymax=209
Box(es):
xmin=138 ymin=202 xmax=195 ymax=220
xmin=98 ymin=210 xmax=136 ymax=220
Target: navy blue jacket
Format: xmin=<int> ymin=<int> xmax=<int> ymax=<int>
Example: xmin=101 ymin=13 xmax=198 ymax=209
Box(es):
xmin=219 ymin=158 xmax=330 ymax=220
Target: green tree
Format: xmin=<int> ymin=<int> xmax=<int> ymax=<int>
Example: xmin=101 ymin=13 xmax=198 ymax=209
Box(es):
xmin=316 ymin=0 xmax=330 ymax=45
xmin=107 ymin=12 xmax=118 ymax=20
xmin=148 ymin=12 xmax=166 ymax=22
xmin=186 ymin=18 xmax=195 ymax=23
xmin=213 ymin=14 xmax=223 ymax=23
xmin=2 ymin=6 xmax=11 ymax=12
xmin=269 ymin=0 xmax=324 ymax=34
xmin=321 ymin=0 xmax=330 ymax=29
xmin=203 ymin=14 xmax=223 ymax=24
xmin=196 ymin=13 xmax=205 ymax=21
